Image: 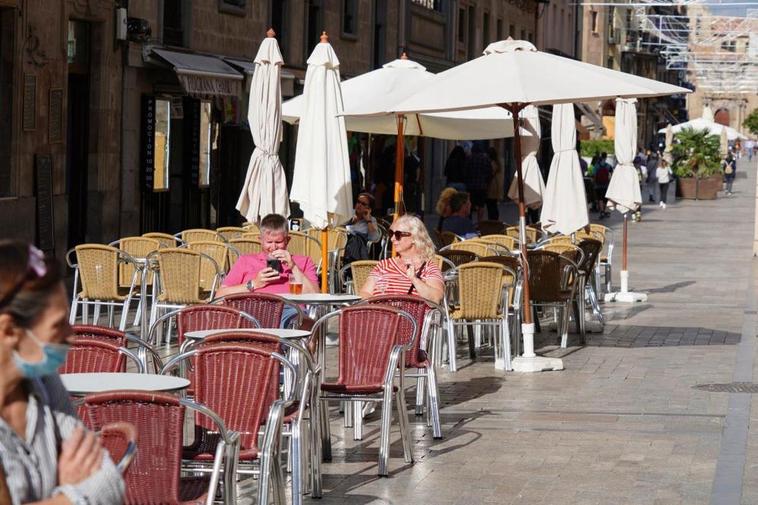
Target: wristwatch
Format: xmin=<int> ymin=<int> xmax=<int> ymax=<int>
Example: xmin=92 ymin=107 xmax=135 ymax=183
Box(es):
xmin=246 ymin=280 xmax=255 ymax=292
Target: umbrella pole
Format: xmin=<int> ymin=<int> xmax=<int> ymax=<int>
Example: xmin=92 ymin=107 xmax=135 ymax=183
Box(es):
xmin=622 ymin=213 xmax=628 ymax=290
xmin=603 ymin=211 xmax=647 ymax=302
xmin=392 ymin=114 xmax=406 ymax=257
xmin=505 ymin=103 xmax=564 ymax=373
xmin=321 ymin=229 xmax=329 ymax=293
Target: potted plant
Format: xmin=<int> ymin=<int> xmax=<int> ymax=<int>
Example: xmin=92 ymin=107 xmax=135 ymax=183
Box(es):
xmin=671 ymin=127 xmax=723 ymax=200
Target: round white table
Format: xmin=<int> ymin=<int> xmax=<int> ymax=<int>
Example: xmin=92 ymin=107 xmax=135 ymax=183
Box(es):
xmin=183 ymin=328 xmax=311 ymax=342
xmin=280 ymin=293 xmax=361 ymax=304
xmin=61 ymin=373 xmax=190 ymax=395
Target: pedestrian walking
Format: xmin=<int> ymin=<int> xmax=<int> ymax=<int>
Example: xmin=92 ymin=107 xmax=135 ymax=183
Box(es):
xmin=745 ymin=139 xmax=755 ymax=162
xmin=594 ymin=152 xmax=612 ymax=218
xmin=723 ymin=153 xmax=737 ymax=196
xmin=656 ymin=159 xmax=673 ymax=209
xmin=645 ymin=151 xmax=659 ymax=203
xmin=485 ymin=147 xmax=504 ymax=220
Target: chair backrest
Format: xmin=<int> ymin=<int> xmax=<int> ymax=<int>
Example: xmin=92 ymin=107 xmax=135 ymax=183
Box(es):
xmin=72 ymin=324 xmax=128 ymax=345
xmin=437 ymin=249 xmax=478 ymax=267
xmin=219 ymin=292 xmax=286 ymax=329
xmin=61 ymin=339 xmax=128 ymax=373
xmin=432 ymin=254 xmax=457 ymax=273
xmin=201 ymin=331 xmax=281 ymax=353
xmin=72 ymin=244 xmax=122 ymax=300
xmin=336 ymin=305 xmax=403 ymax=388
xmin=476 ymin=220 xmax=507 ymax=236
xmin=477 ymin=234 xmax=517 ymax=252
xmin=363 ymin=295 xmax=434 ymax=368
xmin=527 ymin=250 xmax=571 ymax=303
xmin=456 ymin=262 xmax=507 ymax=319
xmin=216 ymin=226 xmax=246 ymax=241
xmin=287 ymin=231 xmax=312 ymax=258
xmin=228 ymin=237 xmax=262 ymax=265
xmin=180 ymin=228 xmax=221 ymax=244
xmin=437 ymin=230 xmax=461 ymax=247
xmin=544 ymin=235 xmax=573 ymax=246
xmin=175 ymin=304 xmax=260 ymax=345
xmin=142 ymin=232 xmax=180 ymax=248
xmin=187 ymin=241 xmax=229 ymax=288
xmin=479 ymin=256 xmax=519 ymax=305
xmin=117 ymin=237 xmax=160 ymax=288
xmin=153 ymin=248 xmax=204 ymax=304
xmin=449 ymin=241 xmax=491 ymax=257
xmin=505 ymin=226 xmax=538 ymax=243
xmin=242 ymin=222 xmax=260 ymax=234
xmin=193 ymin=345 xmax=281 ymax=452
xmin=84 ymin=391 xmax=186 ymax=504
xmin=307 ymin=228 xmax=348 ymax=264
xmin=577 ymin=238 xmax=603 ymax=273
xmin=349 ymin=260 xmax=379 ymax=294
xmin=468 ymin=238 xmax=509 ymax=255
xmin=541 ymin=243 xmax=582 ymax=265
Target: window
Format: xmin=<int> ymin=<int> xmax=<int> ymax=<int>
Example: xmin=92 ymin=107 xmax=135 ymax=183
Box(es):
xmin=591 ymin=11 xmax=598 ymax=33
xmin=458 ymin=8 xmax=465 ymax=43
xmin=509 ymin=24 xmax=515 ymax=38
xmin=342 ymin=0 xmax=357 ymax=37
xmin=306 ymin=0 xmax=322 ymax=56
xmin=412 ymin=0 xmax=441 ymax=10
xmin=271 ymin=0 xmax=287 ymax=58
xmin=496 ymin=18 xmax=503 ymax=40
xmin=467 ymin=5 xmax=476 ymax=58
xmin=0 ymin=8 xmax=13 ymax=196
xmin=218 ymin=0 xmax=246 ymax=16
xmin=482 ymin=12 xmax=490 ymax=45
xmin=163 ymin=0 xmax=185 ymax=46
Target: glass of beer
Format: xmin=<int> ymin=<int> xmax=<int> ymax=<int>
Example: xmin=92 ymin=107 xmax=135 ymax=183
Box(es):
xmin=288 ymin=281 xmax=303 ymax=294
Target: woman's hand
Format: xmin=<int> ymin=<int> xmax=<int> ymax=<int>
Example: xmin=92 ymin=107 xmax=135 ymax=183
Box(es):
xmin=58 ymin=427 xmax=104 ymax=486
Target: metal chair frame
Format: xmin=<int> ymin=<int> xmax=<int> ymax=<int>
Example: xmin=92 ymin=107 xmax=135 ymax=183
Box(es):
xmin=337 ymin=260 xmax=379 ymax=294
xmin=62 ymin=338 xmax=145 ymax=374
xmin=527 ymin=250 xmax=581 ymax=348
xmin=98 ymin=422 xmax=138 ymax=475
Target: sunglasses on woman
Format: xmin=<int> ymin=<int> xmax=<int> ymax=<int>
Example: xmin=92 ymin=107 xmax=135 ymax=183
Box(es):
xmin=388 ymin=230 xmax=412 ymax=240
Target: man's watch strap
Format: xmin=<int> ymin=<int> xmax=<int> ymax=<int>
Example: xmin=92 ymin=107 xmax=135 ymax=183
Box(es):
xmin=246 ymin=280 xmax=255 ymax=292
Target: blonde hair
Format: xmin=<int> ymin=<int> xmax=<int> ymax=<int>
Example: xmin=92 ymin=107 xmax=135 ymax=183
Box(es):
xmin=394 ymin=215 xmax=436 ymax=261
xmin=435 ymin=188 xmax=457 ymax=216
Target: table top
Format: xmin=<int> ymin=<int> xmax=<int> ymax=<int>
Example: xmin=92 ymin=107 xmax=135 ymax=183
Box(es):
xmin=184 ymin=328 xmax=312 ymax=341
xmin=61 ymin=373 xmax=190 ymax=395
xmin=280 ymin=293 xmax=361 ymax=304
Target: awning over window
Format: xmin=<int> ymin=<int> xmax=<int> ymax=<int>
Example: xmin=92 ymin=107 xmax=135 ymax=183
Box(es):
xmin=153 ymin=48 xmax=243 ymax=98
xmin=223 ymin=57 xmax=297 ymax=97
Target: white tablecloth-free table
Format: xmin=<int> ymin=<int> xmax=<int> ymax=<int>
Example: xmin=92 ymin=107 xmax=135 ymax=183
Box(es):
xmin=61 ymin=372 xmax=190 ymax=395
xmin=280 ymin=293 xmax=361 ymax=305
xmin=183 ymin=328 xmax=311 ymax=341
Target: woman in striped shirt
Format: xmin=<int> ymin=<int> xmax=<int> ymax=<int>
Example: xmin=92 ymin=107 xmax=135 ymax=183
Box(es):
xmin=0 ymin=241 xmax=123 ymax=505
xmin=359 ymin=215 xmax=444 ymax=304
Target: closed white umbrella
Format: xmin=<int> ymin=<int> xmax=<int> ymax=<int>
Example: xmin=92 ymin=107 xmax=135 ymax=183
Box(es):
xmin=605 ymin=98 xmax=646 ymax=303
xmin=236 ymin=30 xmax=290 ymax=223
xmin=540 ymin=104 xmax=589 ymax=235
xmin=720 ymin=128 xmax=729 ymax=157
xmin=290 ymin=33 xmax=352 ymax=292
xmin=507 ymin=105 xmax=544 ymax=209
xmin=390 ymin=38 xmax=690 ymax=374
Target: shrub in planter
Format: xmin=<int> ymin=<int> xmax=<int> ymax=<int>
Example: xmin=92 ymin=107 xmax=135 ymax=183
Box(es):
xmin=671 ymin=128 xmax=722 ymax=200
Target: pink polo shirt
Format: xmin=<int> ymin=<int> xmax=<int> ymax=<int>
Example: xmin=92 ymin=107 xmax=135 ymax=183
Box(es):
xmin=223 ymin=252 xmax=319 ymax=294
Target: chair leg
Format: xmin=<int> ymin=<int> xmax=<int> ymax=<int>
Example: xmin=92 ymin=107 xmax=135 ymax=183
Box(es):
xmin=133 ymin=296 xmax=142 ymax=327
xmin=93 ymin=303 xmax=101 ymax=325
xmin=495 ymin=317 xmax=512 ymax=372
xmin=446 ymin=318 xmax=457 ymax=372
xmin=118 ymin=297 xmax=130 ymax=331
xmin=396 ymin=386 xmax=414 ymax=465
xmin=560 ymin=303 xmax=570 ymax=348
xmin=426 ymin=366 xmax=443 ymax=439
xmin=290 ymin=420 xmax=303 ymax=505
xmin=577 ymin=281 xmax=587 ymax=340
xmin=466 ymin=324 xmax=476 ymax=360
xmin=82 ymin=300 xmax=90 ymax=325
xmin=69 ymin=296 xmax=80 ymax=325
xmin=319 ymin=399 xmax=332 ymax=462
xmin=309 ymin=393 xmax=323 ymax=497
xmin=415 ymin=374 xmax=425 ymax=416
xmin=474 ymin=324 xmax=482 ymax=349
xmin=343 ymin=401 xmax=353 ymax=428
xmin=353 ymin=401 xmax=363 ymax=441
xmin=587 ymin=279 xmax=604 ymax=324
xmin=378 ymin=390 xmax=393 ymax=476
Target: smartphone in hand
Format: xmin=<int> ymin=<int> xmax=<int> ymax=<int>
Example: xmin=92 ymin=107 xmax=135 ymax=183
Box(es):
xmin=266 ymin=258 xmax=283 ymax=273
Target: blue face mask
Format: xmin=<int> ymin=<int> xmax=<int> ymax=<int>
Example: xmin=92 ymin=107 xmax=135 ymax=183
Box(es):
xmin=12 ymin=330 xmax=70 ymax=379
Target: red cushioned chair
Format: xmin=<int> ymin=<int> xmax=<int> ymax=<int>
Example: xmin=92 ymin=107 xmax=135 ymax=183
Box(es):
xmin=215 ymin=292 xmax=305 ymax=329
xmin=312 ymin=305 xmax=417 ymax=476
xmin=72 ymin=325 xmax=164 ymax=373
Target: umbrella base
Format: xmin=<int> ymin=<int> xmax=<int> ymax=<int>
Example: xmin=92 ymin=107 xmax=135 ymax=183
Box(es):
xmin=604 ymin=291 xmax=648 ymax=303
xmin=512 ymin=355 xmax=564 ymax=373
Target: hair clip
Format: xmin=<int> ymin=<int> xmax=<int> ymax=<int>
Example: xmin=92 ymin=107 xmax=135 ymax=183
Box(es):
xmin=28 ymin=245 xmax=47 ymax=278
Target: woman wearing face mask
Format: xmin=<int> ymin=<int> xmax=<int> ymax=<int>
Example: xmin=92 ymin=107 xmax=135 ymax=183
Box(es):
xmin=0 ymin=240 xmax=124 ymax=504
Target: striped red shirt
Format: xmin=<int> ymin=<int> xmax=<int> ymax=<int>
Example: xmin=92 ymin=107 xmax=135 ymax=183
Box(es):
xmin=367 ymin=257 xmax=444 ymax=297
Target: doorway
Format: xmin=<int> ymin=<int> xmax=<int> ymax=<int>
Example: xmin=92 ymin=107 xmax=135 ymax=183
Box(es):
xmin=66 ymin=20 xmax=91 ymax=249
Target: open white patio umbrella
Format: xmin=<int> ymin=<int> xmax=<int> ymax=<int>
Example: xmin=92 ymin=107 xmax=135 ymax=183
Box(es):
xmin=540 ymin=104 xmax=588 ymax=235
xmin=658 ymin=116 xmax=747 ymax=141
xmin=605 ymin=98 xmax=646 ymax=303
xmin=390 ymin=38 xmax=690 ymax=373
xmin=285 ymin=55 xmax=516 ymax=218
xmin=236 ymin=30 xmax=290 ymax=223
xmin=290 ymin=33 xmax=352 ymax=292
xmin=507 ymin=105 xmax=544 ymax=208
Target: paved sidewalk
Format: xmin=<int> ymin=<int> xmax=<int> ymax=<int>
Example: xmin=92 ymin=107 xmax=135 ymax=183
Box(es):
xmin=311 ymin=156 xmax=758 ymax=504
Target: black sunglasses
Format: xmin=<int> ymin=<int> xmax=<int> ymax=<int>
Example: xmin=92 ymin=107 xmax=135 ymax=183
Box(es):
xmin=388 ymin=230 xmax=412 ymax=240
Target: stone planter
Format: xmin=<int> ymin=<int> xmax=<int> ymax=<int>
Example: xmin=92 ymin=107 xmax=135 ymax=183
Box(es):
xmin=677 ymin=176 xmax=721 ymax=200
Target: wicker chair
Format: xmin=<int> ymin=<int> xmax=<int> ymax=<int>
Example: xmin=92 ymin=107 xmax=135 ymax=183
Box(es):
xmin=242 ymin=222 xmax=260 ymax=233
xmin=436 ymin=230 xmax=462 ymax=247
xmin=146 ymin=248 xmax=223 ymax=344
xmin=505 ymin=226 xmax=539 ymax=243
xmin=186 ymin=240 xmax=232 ymax=288
xmin=479 ymin=255 xmax=522 ymax=355
xmin=432 ymin=254 xmax=457 ymax=273
xmin=468 ymin=238 xmax=511 ymax=255
xmin=216 ymin=226 xmax=247 ymax=241
xmin=162 ymin=346 xmax=293 ymax=505
xmin=576 ymin=238 xmax=605 ymax=329
xmin=480 ymin=234 xmax=519 ymax=251
xmin=98 ymin=422 xmax=138 ymax=475
xmin=476 ymin=220 xmax=507 ymax=236
xmin=61 ymin=339 xmax=143 ymax=374
xmin=337 ymin=260 xmax=379 ymax=294
xmin=142 ymin=232 xmax=182 ymax=248
xmin=227 ymin=237 xmax=262 ymax=265
xmin=66 ymin=244 xmax=141 ymax=331
xmin=177 ymin=228 xmax=221 ymax=244
xmin=110 ymin=237 xmax=161 ymax=328
xmin=72 ymin=325 xmax=164 ymax=373
xmin=540 ymin=243 xmax=585 ymax=267
xmin=84 ymin=391 xmax=239 ymax=505
xmin=306 ymin=228 xmax=348 ymax=291
xmin=527 ymin=250 xmax=580 ymax=348
xmin=444 ymin=241 xmax=495 ymax=257
xmin=588 ymin=224 xmax=614 ymax=294
xmin=437 ymin=249 xmax=478 ymax=268
xmin=313 ymin=305 xmax=416 ymax=476
xmin=448 ymin=262 xmax=512 ymax=371
xmin=360 ymin=295 xmax=444 ymax=439
xmin=216 ymin=292 xmax=306 ymax=329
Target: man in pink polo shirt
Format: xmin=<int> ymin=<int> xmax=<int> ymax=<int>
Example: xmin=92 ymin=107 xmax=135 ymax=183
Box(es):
xmin=217 ymin=213 xmax=319 ymax=298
